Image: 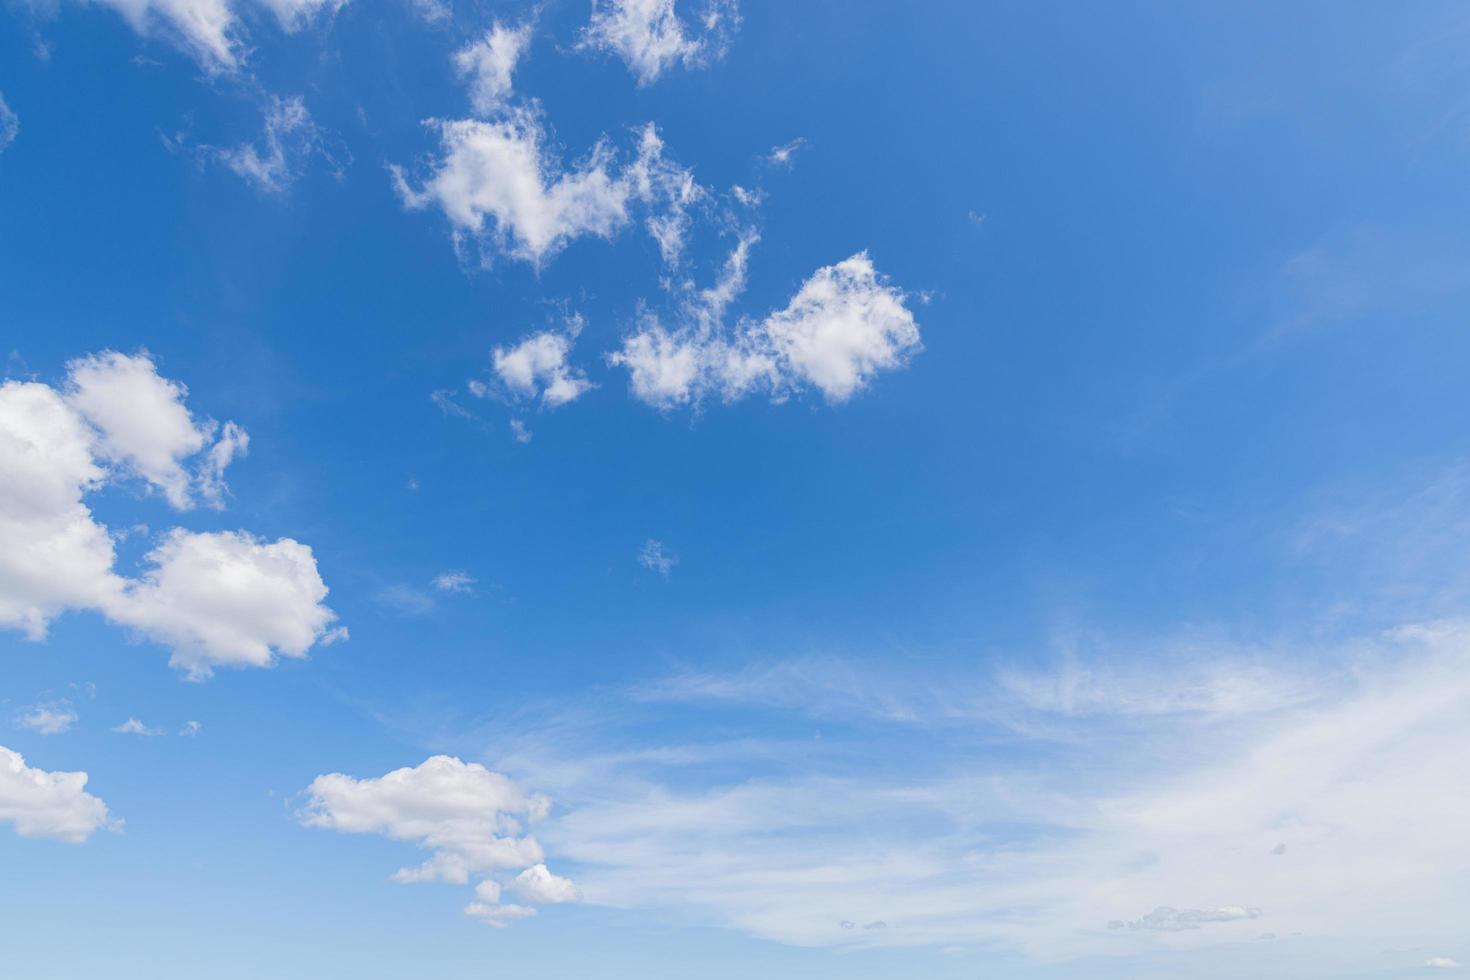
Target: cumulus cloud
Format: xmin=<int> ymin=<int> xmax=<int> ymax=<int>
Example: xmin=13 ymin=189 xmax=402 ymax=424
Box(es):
xmin=301 ymin=756 xmax=576 ymax=926
xmin=112 ymin=530 xmax=344 ymax=678
xmin=0 ymin=353 xmax=342 ymax=676
xmin=580 ymin=0 xmax=740 ymax=85
xmin=454 ymin=21 xmax=533 ymax=116
xmin=0 ymin=93 xmax=17 ymax=155
xmin=513 ymin=863 xmax=582 ymax=904
xmin=392 ymin=112 xmax=698 ymax=267
xmin=16 ymin=702 xmax=78 ymax=735
xmin=610 ymin=249 xmax=921 ymax=408
xmin=489 ymin=332 xmax=594 ymax=408
xmin=219 ymin=95 xmax=341 ymax=193
xmin=0 ymin=745 xmax=114 ymax=843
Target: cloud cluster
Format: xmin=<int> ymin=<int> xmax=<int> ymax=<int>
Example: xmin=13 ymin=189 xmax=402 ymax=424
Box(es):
xmin=16 ymin=702 xmax=78 ymax=735
xmin=300 ymin=755 xmax=579 ymax=926
xmin=0 ymin=746 xmax=115 ymax=843
xmin=79 ymin=0 xmax=349 ymax=72
xmin=489 ymin=331 xmax=594 ymax=408
xmin=611 ymin=250 xmax=921 ymax=408
xmin=0 ymin=352 xmax=343 ymax=677
xmin=580 ymin=0 xmax=740 ymax=85
xmin=393 ymin=112 xmax=698 ymax=268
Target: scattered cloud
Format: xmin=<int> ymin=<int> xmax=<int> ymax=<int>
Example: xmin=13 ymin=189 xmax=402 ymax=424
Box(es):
xmin=454 ymin=21 xmax=533 ymax=117
xmin=255 ymin=0 xmax=349 ymax=31
xmin=0 ymin=745 xmax=115 ymax=843
xmin=219 ymin=95 xmax=344 ymax=193
xmin=487 ymin=331 xmax=594 ymax=409
xmin=431 ymin=571 xmax=476 ymax=594
xmin=580 ymin=0 xmax=740 ymax=85
xmin=0 ymin=93 xmax=17 ymax=155
xmin=0 ymin=353 xmax=343 ymax=677
xmin=766 ymin=137 xmax=805 ymax=167
xmin=1427 ymin=958 xmax=1463 ymax=968
xmin=85 ymin=0 xmax=240 ymax=72
xmin=610 ymin=249 xmax=922 ymax=408
xmin=374 ymin=584 xmax=436 ymax=616
xmin=509 ymin=419 xmax=532 ymax=443
xmin=392 ymin=111 xmax=698 ymax=267
xmin=638 ymin=538 xmax=677 ymax=577
xmin=111 ymin=717 xmax=162 ymax=736
xmin=16 ymin=702 xmax=78 ymax=735
xmin=301 ymin=756 xmax=577 ymax=927
xmin=178 ymin=720 xmax=202 ymax=737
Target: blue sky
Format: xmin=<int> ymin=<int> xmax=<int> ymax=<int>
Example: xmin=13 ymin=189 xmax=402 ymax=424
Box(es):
xmin=3 ymin=1 xmax=1470 ymax=977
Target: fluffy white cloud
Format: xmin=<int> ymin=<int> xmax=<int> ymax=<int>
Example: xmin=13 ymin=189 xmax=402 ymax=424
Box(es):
xmin=219 ymin=95 xmax=337 ymax=194
xmin=0 ymin=380 xmax=124 ymax=638
xmin=301 ymin=755 xmax=554 ymax=888
xmin=513 ymin=863 xmax=582 ymax=904
xmin=610 ymin=250 xmax=921 ymax=408
xmin=16 ymin=702 xmax=78 ymax=735
xmin=88 ymin=0 xmax=240 ymax=71
xmin=393 ymin=113 xmax=698 ymax=267
xmin=62 ymin=350 xmax=244 ymax=510
xmin=0 ymin=353 xmax=342 ymax=676
xmin=490 ymin=332 xmax=593 ymax=408
xmin=454 ymin=21 xmax=533 ymax=116
xmin=0 ymin=745 xmax=114 ymax=843
xmin=112 ymin=530 xmax=344 ymax=679
xmin=580 ymin=0 xmax=739 ymax=85
xmin=465 ymin=878 xmax=537 ymax=926
xmin=0 ymin=93 xmax=17 ymax=155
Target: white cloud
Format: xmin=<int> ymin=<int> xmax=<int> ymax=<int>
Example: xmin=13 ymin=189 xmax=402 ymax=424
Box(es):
xmin=0 ymin=745 xmax=115 ymax=843
xmin=393 ymin=110 xmax=629 ymax=266
xmin=254 ymin=0 xmax=348 ymax=31
xmin=610 ymin=250 xmax=921 ymax=408
xmin=431 ymin=571 xmax=476 ymax=594
xmin=16 ymin=702 xmax=78 ymax=735
xmin=580 ymin=0 xmax=740 ymax=85
xmin=1427 ymin=958 xmax=1463 ymax=968
xmin=0 ymin=379 xmax=124 ymax=638
xmin=476 ymin=618 xmax=1470 ymax=962
xmin=111 ymin=717 xmax=162 ymax=736
xmin=62 ymin=350 xmax=244 ymax=510
xmin=0 ymin=93 xmax=17 ymax=155
xmin=509 ymin=419 xmax=532 ymax=443
xmin=637 ymin=539 xmax=677 ymax=577
xmin=112 ymin=530 xmax=344 ymax=679
xmin=87 ymin=0 xmax=240 ymax=71
xmin=179 ymin=720 xmax=202 ymax=737
xmin=393 ymin=112 xmax=698 ymax=266
xmin=766 ymin=137 xmax=805 ymax=168
xmin=220 ymin=95 xmax=339 ymax=194
xmin=513 ymin=863 xmax=582 ymax=904
xmin=301 ymin=756 xmax=570 ymax=926
xmin=454 ymin=21 xmax=533 ymax=116
xmin=489 ymin=332 xmax=594 ymax=408
xmin=0 ymin=353 xmax=342 ymax=676
xmin=465 ymin=878 xmax=537 ymax=925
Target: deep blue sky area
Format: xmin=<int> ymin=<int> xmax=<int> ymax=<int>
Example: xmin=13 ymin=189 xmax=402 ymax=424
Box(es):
xmin=3 ymin=3 xmax=1470 ymax=978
